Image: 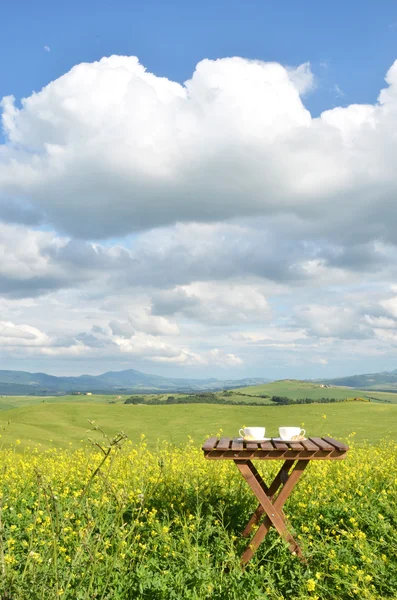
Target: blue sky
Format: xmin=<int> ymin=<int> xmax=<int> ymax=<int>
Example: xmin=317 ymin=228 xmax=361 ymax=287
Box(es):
xmin=2 ymin=0 xmax=397 ymax=116
xmin=2 ymin=1 xmax=397 ymax=378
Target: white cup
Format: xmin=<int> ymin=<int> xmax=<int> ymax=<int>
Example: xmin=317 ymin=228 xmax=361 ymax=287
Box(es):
xmin=239 ymin=427 xmax=265 ymax=440
xmin=279 ymin=426 xmax=306 ymax=441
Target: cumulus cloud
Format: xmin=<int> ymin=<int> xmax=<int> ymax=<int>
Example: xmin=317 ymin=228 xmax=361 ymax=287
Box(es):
xmin=0 ymin=222 xmax=133 ymax=298
xmin=229 ymin=328 xmax=308 ymax=345
xmin=3 ymin=55 xmax=397 ymax=375
xmin=1 ymin=54 xmax=397 ymax=244
xmin=0 ymin=321 xmax=49 ymax=345
xmin=152 ymin=281 xmax=270 ymax=325
xmin=0 ymin=314 xmax=242 ymax=367
xmin=4 ymin=219 xmax=383 ymax=301
xmin=295 ymin=304 xmax=373 ymax=340
xmin=207 ymin=348 xmax=243 ymax=366
xmin=380 ymin=295 xmax=397 ymax=319
xmin=110 ymin=310 xmax=179 ymax=336
xmin=292 ymin=291 xmax=397 ymax=345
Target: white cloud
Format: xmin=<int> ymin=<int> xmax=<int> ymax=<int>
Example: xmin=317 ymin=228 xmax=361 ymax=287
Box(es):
xmin=44 ymin=46 xmax=51 ymax=53
xmin=333 ymin=83 xmax=345 ymax=98
xmin=152 ymin=348 xmax=243 ymax=367
xmin=128 ymin=309 xmax=180 ymax=336
xmin=295 ymin=304 xmax=372 ymax=340
xmin=2 ymin=54 xmax=397 ymax=244
xmin=0 ymin=321 xmax=49 ymax=346
xmin=3 ymin=55 xmax=397 ymax=376
xmin=152 ymin=280 xmax=270 ymax=325
xmin=380 ymin=295 xmax=397 ymax=319
xmin=229 ymin=328 xmax=307 ymax=345
xmin=312 ymin=357 xmax=328 ymax=365
xmin=286 ymin=62 xmax=314 ymax=95
xmin=207 ymin=348 xmax=243 ymax=366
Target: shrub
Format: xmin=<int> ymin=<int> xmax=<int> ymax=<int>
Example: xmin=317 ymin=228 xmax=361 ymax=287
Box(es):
xmin=124 ymin=396 xmax=146 ymax=404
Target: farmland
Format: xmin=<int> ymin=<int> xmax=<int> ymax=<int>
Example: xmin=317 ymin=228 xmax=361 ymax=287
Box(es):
xmin=0 ymin=431 xmax=396 ymax=599
xmin=0 ymin=379 xmax=396 ymax=452
xmin=0 ymin=400 xmax=397 ymax=452
xmin=1 ymin=381 xmax=397 ymax=598
xmin=235 ymin=380 xmax=397 ymax=403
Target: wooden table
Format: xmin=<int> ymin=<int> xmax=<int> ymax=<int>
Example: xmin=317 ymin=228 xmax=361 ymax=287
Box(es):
xmin=202 ymin=436 xmax=349 ymax=564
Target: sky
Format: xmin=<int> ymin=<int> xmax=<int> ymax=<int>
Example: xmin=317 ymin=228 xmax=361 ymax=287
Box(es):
xmin=1 ymin=1 xmax=397 ymax=379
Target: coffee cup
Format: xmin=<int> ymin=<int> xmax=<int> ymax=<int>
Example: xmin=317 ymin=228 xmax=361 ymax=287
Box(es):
xmin=239 ymin=427 xmax=265 ymax=440
xmin=279 ymin=426 xmax=306 ymax=441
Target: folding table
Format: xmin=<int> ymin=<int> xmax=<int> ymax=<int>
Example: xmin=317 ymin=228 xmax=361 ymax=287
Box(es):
xmin=202 ymin=436 xmax=349 ymax=564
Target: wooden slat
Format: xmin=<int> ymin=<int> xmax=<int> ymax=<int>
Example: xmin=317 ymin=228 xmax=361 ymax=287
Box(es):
xmin=271 ymin=440 xmax=289 ymax=451
xmin=203 ymin=434 xmax=349 ymax=460
xmin=246 ymin=442 xmax=260 ymax=450
xmin=309 ymin=437 xmax=333 ymax=452
xmin=260 ymin=441 xmax=274 ymax=451
xmin=217 ymin=437 xmax=232 ymax=451
xmin=205 ymin=452 xmax=347 ymax=461
xmin=232 ymin=439 xmax=244 ymax=451
xmin=300 ymin=439 xmax=320 ymax=452
xmin=287 ymin=442 xmax=305 ymax=451
xmin=322 ymin=436 xmax=349 ymax=451
xmin=202 ymin=437 xmax=218 ymax=451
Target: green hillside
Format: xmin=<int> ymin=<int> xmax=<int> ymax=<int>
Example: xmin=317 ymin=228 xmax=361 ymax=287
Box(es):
xmin=359 ymin=390 xmax=397 ymax=403
xmin=236 ymin=379 xmax=397 ymax=402
xmin=1 ymin=401 xmax=396 ymax=451
xmin=1 ymin=379 xmax=396 ymax=453
xmin=4 ymin=379 xmax=397 ymax=413
xmin=320 ymin=368 xmax=397 ymax=389
xmin=0 ymin=393 xmax=131 ymax=411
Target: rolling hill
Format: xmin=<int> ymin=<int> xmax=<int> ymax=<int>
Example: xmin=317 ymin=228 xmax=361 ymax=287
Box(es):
xmin=0 ymin=368 xmax=270 ymax=395
xmin=0 ymin=401 xmax=395 ymax=451
xmin=319 ymin=368 xmax=397 ymax=390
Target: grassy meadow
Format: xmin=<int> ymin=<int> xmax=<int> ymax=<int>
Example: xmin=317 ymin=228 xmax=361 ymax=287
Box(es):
xmin=0 ymin=433 xmax=397 ymax=599
xmin=0 ymin=394 xmax=131 ymax=411
xmin=236 ymin=380 xmax=397 ymax=403
xmin=1 ymin=382 xmax=397 ymax=598
xmin=0 ymin=401 xmax=397 ymax=451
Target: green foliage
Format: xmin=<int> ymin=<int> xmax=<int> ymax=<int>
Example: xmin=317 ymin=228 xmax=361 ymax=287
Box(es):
xmin=0 ymin=434 xmax=396 ymax=598
xmin=124 ymin=393 xmax=368 ymax=407
xmin=236 ymin=381 xmax=397 ymax=402
xmin=125 ymin=392 xmax=266 ymax=406
xmin=271 ymin=396 xmax=369 ymax=406
xmin=124 ymin=396 xmax=147 ymax=404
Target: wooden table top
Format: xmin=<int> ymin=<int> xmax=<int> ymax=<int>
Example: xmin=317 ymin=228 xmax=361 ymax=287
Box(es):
xmin=202 ymin=436 xmax=349 ymax=460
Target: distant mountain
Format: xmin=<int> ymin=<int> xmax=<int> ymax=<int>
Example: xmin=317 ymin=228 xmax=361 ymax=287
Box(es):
xmin=0 ymin=368 xmax=271 ymax=396
xmin=318 ymin=368 xmax=397 ymax=391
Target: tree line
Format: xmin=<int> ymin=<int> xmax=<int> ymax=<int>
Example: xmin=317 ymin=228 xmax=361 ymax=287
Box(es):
xmin=124 ymin=392 xmax=369 ymax=406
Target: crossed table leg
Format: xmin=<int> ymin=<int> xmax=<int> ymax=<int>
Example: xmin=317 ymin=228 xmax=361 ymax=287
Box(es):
xmin=234 ymin=459 xmax=308 ymax=564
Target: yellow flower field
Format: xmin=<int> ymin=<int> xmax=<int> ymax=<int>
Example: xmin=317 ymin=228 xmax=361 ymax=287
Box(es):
xmin=0 ymin=431 xmax=396 ymax=599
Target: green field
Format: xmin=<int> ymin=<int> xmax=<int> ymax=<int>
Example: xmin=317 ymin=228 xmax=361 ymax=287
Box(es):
xmin=0 ymin=393 xmax=133 ymax=411
xmin=236 ymin=379 xmax=397 ymax=402
xmin=0 ymin=379 xmax=396 ymax=452
xmin=1 ymin=401 xmax=396 ymax=451
xmin=4 ymin=380 xmax=397 ymax=412
xmin=2 ymin=384 xmax=397 ymax=598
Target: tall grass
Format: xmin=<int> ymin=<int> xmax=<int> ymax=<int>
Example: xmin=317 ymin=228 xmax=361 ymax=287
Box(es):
xmin=0 ymin=429 xmax=396 ymax=599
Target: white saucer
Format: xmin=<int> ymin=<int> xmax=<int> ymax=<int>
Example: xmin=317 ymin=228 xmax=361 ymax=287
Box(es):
xmin=272 ymin=437 xmax=307 ymax=442
xmin=237 ymin=437 xmax=271 ymax=442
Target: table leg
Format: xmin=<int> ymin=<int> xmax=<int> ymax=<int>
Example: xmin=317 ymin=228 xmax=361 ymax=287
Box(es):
xmin=242 ymin=460 xmax=294 ymax=537
xmin=235 ymin=460 xmax=308 ymax=564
